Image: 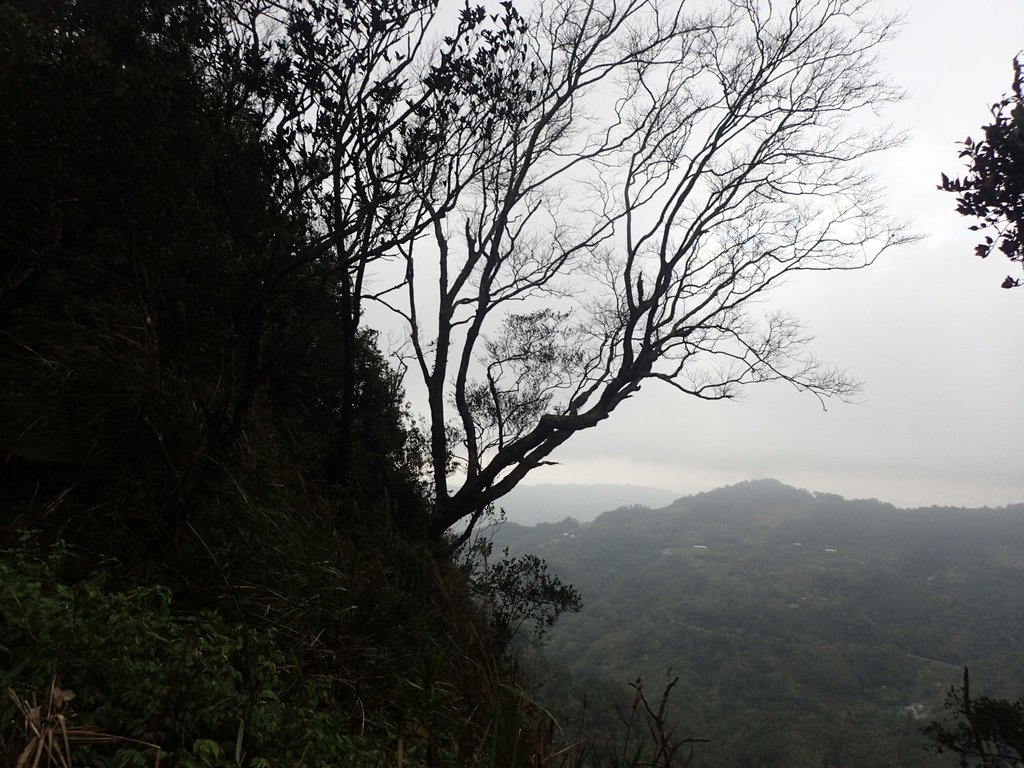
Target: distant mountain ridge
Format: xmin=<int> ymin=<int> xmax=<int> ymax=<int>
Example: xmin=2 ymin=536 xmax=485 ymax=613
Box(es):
xmin=596 ymin=478 xmax=821 ymax=526
xmin=502 ymin=477 xmax=1021 ymax=531
xmin=496 ymin=482 xmax=681 ymax=525
xmin=495 ymin=478 xmax=1024 ymax=768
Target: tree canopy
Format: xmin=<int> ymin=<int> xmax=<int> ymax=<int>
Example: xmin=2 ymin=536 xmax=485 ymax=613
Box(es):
xmin=926 ymin=669 xmax=1024 ymax=768
xmin=374 ymin=0 xmax=911 ymax=540
xmin=941 ymin=56 xmax=1024 ymax=289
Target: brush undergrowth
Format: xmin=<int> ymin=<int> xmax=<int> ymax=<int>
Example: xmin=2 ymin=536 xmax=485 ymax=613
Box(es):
xmin=0 ymin=543 xmax=368 ymax=767
xmin=1 ymin=540 xmax=702 ymax=768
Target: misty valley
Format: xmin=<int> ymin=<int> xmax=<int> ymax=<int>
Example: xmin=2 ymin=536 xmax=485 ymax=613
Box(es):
xmin=3 ymin=0 xmax=1022 ymax=765
xmin=492 ymin=479 xmax=1024 ymax=767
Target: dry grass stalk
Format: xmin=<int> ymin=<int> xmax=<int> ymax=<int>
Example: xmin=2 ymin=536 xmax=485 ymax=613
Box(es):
xmin=9 ymin=676 xmax=162 ymax=768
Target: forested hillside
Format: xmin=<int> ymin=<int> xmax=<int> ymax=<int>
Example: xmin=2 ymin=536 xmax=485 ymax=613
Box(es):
xmin=0 ymin=2 xmax=575 ymax=764
xmin=495 ymin=479 xmax=1024 ymax=767
xmin=2 ymin=0 xmax=1011 ymax=766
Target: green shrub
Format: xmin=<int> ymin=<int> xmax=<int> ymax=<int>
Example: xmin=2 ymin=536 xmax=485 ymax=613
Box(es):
xmin=0 ymin=544 xmax=370 ymax=767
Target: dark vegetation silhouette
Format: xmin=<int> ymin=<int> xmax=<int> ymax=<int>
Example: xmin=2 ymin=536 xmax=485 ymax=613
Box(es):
xmin=925 ymin=669 xmax=1024 ymax=768
xmin=941 ymin=56 xmax=1024 ymax=288
xmin=0 ymin=0 xmax=930 ymax=765
xmin=0 ymin=1 xmax=577 ymax=764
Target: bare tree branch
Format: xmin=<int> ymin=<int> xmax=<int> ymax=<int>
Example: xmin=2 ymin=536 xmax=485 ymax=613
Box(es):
xmin=314 ymin=0 xmax=914 ymax=541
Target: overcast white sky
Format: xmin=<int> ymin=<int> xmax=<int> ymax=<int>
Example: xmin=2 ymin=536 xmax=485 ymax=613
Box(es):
xmin=513 ymin=0 xmax=1024 ymax=508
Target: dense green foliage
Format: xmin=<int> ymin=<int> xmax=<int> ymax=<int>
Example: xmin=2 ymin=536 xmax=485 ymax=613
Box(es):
xmin=0 ymin=1 xmax=581 ymax=765
xmin=941 ymin=56 xmax=1024 ymax=288
xmin=1 ymin=545 xmax=363 ymax=767
xmin=461 ymin=538 xmax=583 ymax=647
xmin=496 ymin=480 xmax=1024 ymax=767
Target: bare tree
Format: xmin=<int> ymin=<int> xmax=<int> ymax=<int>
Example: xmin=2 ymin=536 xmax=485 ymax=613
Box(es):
xmin=368 ymin=0 xmax=912 ymax=543
xmin=203 ymin=0 xmax=535 ymax=484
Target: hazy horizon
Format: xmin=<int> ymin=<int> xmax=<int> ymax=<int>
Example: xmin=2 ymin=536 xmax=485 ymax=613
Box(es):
xmin=499 ymin=477 xmax=1024 ymax=527
xmin=385 ymin=0 xmax=1024 ymax=513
